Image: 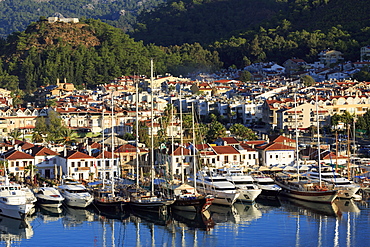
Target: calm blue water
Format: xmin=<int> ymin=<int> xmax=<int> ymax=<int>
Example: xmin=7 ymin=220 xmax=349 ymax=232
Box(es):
xmin=1 ymin=196 xmax=369 ymax=247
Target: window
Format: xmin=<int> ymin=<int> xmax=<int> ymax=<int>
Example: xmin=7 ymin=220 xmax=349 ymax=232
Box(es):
xmin=71 ymin=162 xmax=75 ymax=167
xmin=77 ymin=162 xmax=81 ymax=167
xmin=233 ymin=155 xmax=237 ymax=161
xmin=270 ymin=155 xmax=272 ymax=159
xmin=97 ymin=161 xmax=101 ymax=167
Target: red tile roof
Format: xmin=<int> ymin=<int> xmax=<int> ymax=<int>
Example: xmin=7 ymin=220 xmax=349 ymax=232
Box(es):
xmin=4 ymin=150 xmax=34 ymax=160
xmin=212 ymin=146 xmax=239 ymax=154
xmin=30 ymin=146 xmax=59 ymax=156
xmin=63 ymin=150 xmax=94 ymax=159
xmin=220 ymin=137 xmax=240 ymax=145
xmin=257 ymin=142 xmax=295 ymax=151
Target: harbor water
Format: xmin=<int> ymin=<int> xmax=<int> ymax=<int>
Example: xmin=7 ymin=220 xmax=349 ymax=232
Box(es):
xmin=1 ymin=197 xmax=369 ymax=247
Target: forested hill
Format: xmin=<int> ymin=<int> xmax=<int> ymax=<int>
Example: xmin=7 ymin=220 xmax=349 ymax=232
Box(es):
xmin=0 ymin=19 xmax=222 ymax=92
xmin=0 ymin=0 xmax=165 ymax=38
xmin=131 ymin=0 xmax=370 ymax=67
xmin=132 ymin=0 xmax=370 ymax=46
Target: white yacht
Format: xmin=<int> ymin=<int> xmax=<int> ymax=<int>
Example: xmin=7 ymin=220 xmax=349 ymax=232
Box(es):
xmin=306 ymin=166 xmax=360 ymax=199
xmin=0 ymin=177 xmax=34 ymax=219
xmin=249 ymin=171 xmax=281 ymax=199
xmin=33 ymin=187 xmax=64 ymax=208
xmin=217 ymin=167 xmax=261 ymax=203
xmin=58 ymin=179 xmax=93 ymax=208
xmin=21 ymin=187 xmax=37 ymax=207
xmin=190 ymin=168 xmax=240 ymax=206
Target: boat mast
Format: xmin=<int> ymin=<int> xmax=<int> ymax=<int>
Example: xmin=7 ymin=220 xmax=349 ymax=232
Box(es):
xmin=135 ymin=77 xmax=140 ymax=186
xmin=150 ymin=59 xmax=154 ymax=194
xmin=111 ymin=90 xmax=115 ymax=197
xmin=316 ymin=90 xmax=322 ymax=187
xmin=347 ymin=123 xmax=351 ymax=180
xmin=102 ymin=105 xmax=105 ymax=187
xmin=171 ymin=98 xmax=174 ymax=181
xmin=335 ymin=131 xmax=338 ymax=173
xmin=294 ymin=91 xmax=299 ymax=181
xmin=179 ymin=87 xmax=184 ymax=184
xmin=191 ymin=102 xmax=196 ymax=190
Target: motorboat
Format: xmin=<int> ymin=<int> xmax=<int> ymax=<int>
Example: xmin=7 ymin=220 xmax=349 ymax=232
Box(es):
xmin=58 ymin=179 xmax=93 ymax=208
xmin=20 ymin=187 xmax=37 ymax=207
xmin=306 ymin=166 xmax=361 ymax=199
xmin=217 ymin=167 xmax=262 ymax=203
xmin=0 ymin=177 xmax=34 ymax=219
xmin=190 ymin=168 xmax=240 ymax=206
xmin=33 ymin=187 xmax=64 ymax=208
xmin=249 ymin=171 xmax=281 ymax=199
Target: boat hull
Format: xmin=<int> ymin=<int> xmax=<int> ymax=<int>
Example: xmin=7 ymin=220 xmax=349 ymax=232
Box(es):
xmin=237 ymin=189 xmax=262 ymax=203
xmin=171 ymin=196 xmax=214 ymax=212
xmin=276 ymin=181 xmax=338 ymax=203
xmin=63 ymin=196 xmax=94 ymax=208
xmin=36 ymin=196 xmax=64 ymax=208
xmin=259 ymin=188 xmax=281 ymax=199
xmin=0 ymin=201 xmax=34 ymax=220
xmin=94 ymin=198 xmax=128 ymax=212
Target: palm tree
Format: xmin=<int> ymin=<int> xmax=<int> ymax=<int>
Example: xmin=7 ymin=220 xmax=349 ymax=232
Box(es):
xmin=8 ymin=128 xmax=22 ymax=143
xmin=60 ymin=128 xmax=77 ymax=145
xmin=32 ymin=132 xmax=44 ymax=143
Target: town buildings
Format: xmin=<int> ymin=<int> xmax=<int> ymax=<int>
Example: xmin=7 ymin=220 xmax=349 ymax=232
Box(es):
xmin=2 ymin=47 xmax=370 ymax=181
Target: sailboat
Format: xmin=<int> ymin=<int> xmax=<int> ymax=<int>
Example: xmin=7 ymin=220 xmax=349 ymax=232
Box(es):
xmin=128 ymin=59 xmax=175 ymax=212
xmin=306 ymin=166 xmax=360 ymax=199
xmin=167 ymin=102 xmax=214 ymax=212
xmin=274 ymin=90 xmax=338 ymax=204
xmin=92 ymin=92 xmax=130 ymax=212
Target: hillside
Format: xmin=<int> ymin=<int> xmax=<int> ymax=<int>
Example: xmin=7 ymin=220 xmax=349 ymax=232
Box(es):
xmin=0 ymin=0 xmax=165 ymax=38
xmin=130 ymin=0 xmax=370 ymax=67
xmin=0 ymin=19 xmax=222 ymax=92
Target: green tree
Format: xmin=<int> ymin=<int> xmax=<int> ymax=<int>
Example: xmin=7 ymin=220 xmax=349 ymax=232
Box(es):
xmin=301 ymin=75 xmax=316 ymax=87
xmin=46 ymin=99 xmax=58 ymax=108
xmin=10 ymin=89 xmax=25 ymax=107
xmin=32 ymin=132 xmax=44 ymax=143
xmin=60 ymin=128 xmax=77 ymax=144
xmin=239 ymin=71 xmax=252 ymax=82
xmin=229 ymin=123 xmax=257 ymax=140
xmin=34 ymin=116 xmax=48 ymax=135
xmin=206 ymin=120 xmax=226 ymax=143
xmin=9 ymin=128 xmax=22 ymax=142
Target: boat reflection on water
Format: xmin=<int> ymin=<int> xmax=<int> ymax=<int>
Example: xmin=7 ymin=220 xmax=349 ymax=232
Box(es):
xmin=209 ymin=202 xmax=262 ymax=224
xmin=279 ymin=197 xmax=340 ymax=217
xmin=62 ymin=206 xmax=94 ymax=227
xmin=38 ymin=205 xmax=63 ymax=223
xmin=130 ymin=208 xmax=172 ymax=227
xmin=171 ymin=209 xmax=215 ymax=230
xmin=334 ymin=199 xmax=361 ymax=214
xmin=0 ymin=215 xmax=33 ymax=244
